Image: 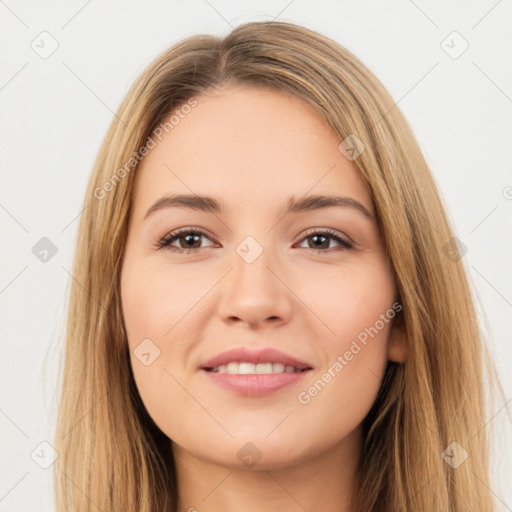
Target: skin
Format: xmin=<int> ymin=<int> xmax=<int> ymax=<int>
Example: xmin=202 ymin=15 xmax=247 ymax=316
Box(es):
xmin=120 ymin=83 xmax=407 ymax=512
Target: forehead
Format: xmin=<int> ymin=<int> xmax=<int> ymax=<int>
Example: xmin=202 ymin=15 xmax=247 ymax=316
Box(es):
xmin=132 ymin=84 xmax=372 ymax=217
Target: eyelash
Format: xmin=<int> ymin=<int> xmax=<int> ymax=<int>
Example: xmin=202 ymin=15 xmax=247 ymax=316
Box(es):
xmin=156 ymin=227 xmax=353 ymax=255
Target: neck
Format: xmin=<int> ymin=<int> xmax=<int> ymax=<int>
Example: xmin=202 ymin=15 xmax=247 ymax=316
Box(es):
xmin=173 ymin=426 xmax=361 ymax=512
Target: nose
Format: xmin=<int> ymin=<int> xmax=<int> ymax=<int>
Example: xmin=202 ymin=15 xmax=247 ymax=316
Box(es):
xmin=216 ymin=242 xmax=293 ymax=330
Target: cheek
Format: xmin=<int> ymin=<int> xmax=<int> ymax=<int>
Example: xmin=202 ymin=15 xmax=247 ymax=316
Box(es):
xmin=295 ymin=257 xmax=396 ymax=347
xmin=293 ymin=259 xmax=395 ymax=419
xmin=120 ymin=258 xmax=210 ymax=438
xmin=121 ymin=259 xmax=206 ymax=344
xmin=120 ymin=310 xmax=183 ymax=441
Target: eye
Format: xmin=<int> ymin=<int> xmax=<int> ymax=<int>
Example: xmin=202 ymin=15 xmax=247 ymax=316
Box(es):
xmin=157 ymin=228 xmax=216 ymax=254
xmin=295 ymin=228 xmax=353 ymax=254
xmin=157 ymin=227 xmax=353 ymax=255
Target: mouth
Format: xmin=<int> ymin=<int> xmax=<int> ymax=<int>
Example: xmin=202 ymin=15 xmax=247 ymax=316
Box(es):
xmin=203 ymin=362 xmax=312 ymax=374
xmin=199 ymin=346 xmax=313 ymax=373
xmin=199 ymin=346 xmax=313 ymax=396
xmin=200 ymin=367 xmax=313 ymax=396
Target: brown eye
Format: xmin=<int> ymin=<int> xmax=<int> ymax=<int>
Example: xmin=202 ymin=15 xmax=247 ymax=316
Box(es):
xmin=296 ymin=229 xmax=353 ymax=253
xmin=157 ymin=227 xmax=353 ymax=256
xmin=158 ymin=229 xmax=215 ymax=253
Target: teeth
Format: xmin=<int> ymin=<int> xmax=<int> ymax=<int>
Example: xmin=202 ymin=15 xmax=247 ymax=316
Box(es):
xmin=211 ymin=362 xmax=301 ymax=374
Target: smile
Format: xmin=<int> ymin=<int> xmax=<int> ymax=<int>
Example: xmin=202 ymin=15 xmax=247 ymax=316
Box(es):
xmin=205 ymin=362 xmax=310 ymax=374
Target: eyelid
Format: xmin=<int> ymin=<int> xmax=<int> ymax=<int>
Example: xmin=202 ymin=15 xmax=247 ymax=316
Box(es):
xmin=157 ymin=227 xmax=216 ymax=250
xmin=295 ymin=227 xmax=353 ymax=249
xmin=157 ymin=226 xmax=354 ymax=253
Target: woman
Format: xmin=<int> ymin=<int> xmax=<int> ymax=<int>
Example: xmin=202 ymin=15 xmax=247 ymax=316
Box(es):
xmin=54 ymin=20 xmax=503 ymax=511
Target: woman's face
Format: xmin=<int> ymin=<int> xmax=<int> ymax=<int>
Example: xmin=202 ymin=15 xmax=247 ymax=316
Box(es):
xmin=120 ymin=83 xmax=406 ymax=470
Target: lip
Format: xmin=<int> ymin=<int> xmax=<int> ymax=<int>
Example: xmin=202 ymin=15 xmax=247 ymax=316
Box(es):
xmin=199 ymin=347 xmax=313 ymax=371
xmin=202 ymin=370 xmax=312 ymax=396
xmin=199 ymin=347 xmax=313 ymax=397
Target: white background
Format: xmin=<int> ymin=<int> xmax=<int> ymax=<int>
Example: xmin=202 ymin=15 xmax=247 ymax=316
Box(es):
xmin=1 ymin=1 xmax=511 ymax=510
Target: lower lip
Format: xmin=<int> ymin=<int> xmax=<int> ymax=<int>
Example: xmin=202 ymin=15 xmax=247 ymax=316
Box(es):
xmin=201 ymin=369 xmax=312 ymax=396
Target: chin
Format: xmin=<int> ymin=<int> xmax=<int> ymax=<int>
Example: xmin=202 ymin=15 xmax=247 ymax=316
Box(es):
xmin=193 ymin=434 xmax=312 ymax=471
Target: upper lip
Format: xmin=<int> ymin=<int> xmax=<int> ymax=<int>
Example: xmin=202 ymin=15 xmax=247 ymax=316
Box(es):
xmin=200 ymin=347 xmax=313 ymax=371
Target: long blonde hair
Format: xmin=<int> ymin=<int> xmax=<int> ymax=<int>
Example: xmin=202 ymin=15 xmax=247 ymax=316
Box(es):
xmin=53 ymin=20 xmax=504 ymax=511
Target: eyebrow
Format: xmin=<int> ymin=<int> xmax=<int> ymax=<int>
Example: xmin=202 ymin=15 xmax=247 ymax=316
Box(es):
xmin=144 ymin=193 xmax=373 ymax=220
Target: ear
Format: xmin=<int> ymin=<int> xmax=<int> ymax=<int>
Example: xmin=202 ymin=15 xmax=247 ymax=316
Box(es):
xmin=387 ymin=322 xmax=408 ymax=363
